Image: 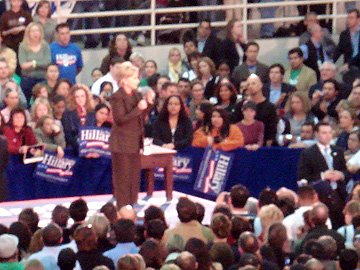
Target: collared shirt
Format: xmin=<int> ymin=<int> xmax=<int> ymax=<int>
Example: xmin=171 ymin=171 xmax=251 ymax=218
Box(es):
xmin=317 ymin=143 xmax=331 ymax=160
xmin=103 ymin=242 xmax=139 ymax=268
xmin=283 ymin=205 xmax=332 ymax=241
xmin=28 ymin=245 xmax=80 ymax=270
xmin=269 ymin=84 xmax=281 ymax=104
xmin=300 ymin=42 xmax=330 ymax=62
xmin=350 ymin=25 xmax=360 ymax=57
xmin=198 ymin=38 xmax=206 ymax=53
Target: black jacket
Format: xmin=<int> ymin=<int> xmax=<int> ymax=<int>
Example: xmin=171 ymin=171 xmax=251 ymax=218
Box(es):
xmin=220 ymin=38 xmax=247 ymax=72
xmin=297 ymin=144 xmax=348 ymax=182
xmin=301 ymin=225 xmax=345 ymax=256
xmin=152 ymin=117 xmax=193 ymax=150
xmin=200 ymin=34 xmax=221 ymax=66
xmin=334 ymin=28 xmax=360 ymax=64
xmin=77 ymin=250 xmax=115 ymax=270
xmin=262 ymin=82 xmax=296 ymax=109
xmin=61 ymin=110 xmax=96 ymax=152
xmin=231 ymin=61 xmax=269 ymax=89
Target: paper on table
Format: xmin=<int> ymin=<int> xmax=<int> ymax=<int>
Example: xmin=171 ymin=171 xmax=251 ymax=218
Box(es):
xmin=142 ymin=144 xmax=177 ymax=156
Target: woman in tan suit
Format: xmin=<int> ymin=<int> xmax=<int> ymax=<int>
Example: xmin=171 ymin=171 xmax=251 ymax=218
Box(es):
xmin=109 ymin=62 xmax=154 ymax=208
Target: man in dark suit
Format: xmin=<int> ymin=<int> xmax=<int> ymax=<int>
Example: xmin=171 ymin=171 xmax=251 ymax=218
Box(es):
xmin=297 ymin=122 xmax=348 ymax=228
xmin=196 ymin=20 xmax=220 ymax=66
xmin=262 ymin=63 xmax=296 ymax=109
xmin=333 ymin=9 xmax=360 ymax=83
xmin=333 ymin=9 xmax=360 ymax=65
xmin=231 ymin=42 xmax=269 ymax=89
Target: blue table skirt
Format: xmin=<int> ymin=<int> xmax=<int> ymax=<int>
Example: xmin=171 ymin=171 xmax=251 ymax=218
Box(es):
xmin=5 ymin=147 xmax=303 ymax=201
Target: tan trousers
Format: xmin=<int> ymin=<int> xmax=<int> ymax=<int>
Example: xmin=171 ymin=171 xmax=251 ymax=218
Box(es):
xmin=111 ymin=152 xmax=141 ymax=209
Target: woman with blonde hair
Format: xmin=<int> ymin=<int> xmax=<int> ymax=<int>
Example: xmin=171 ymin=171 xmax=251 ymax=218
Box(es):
xmin=197 ymin=57 xmax=217 ymax=99
xmin=18 ymin=22 xmax=51 ymax=104
xmin=110 ymin=61 xmax=155 ymax=208
xmin=61 ymin=84 xmax=96 ymax=152
xmin=164 ymin=47 xmax=187 ymax=83
xmin=28 ymin=97 xmax=61 ymax=129
xmin=258 ymin=204 xmax=284 ymax=243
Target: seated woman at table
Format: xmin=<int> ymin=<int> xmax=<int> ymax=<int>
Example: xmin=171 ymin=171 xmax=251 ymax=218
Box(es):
xmin=29 ymin=97 xmax=62 ymax=130
xmin=215 ymin=82 xmax=238 ymax=115
xmin=2 ymin=108 xmax=37 ymax=155
xmin=34 ymin=115 xmax=65 ymax=158
xmin=236 ymin=101 xmax=264 ymax=151
xmin=152 ymin=95 xmax=193 ymax=150
xmin=192 ymin=108 xmax=244 ymax=151
xmin=62 ymin=84 xmax=96 ymax=152
xmin=1 ymin=88 xmax=31 ymax=124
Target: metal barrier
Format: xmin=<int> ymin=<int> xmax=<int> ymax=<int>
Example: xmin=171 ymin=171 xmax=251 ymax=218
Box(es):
xmin=27 ymin=0 xmax=357 ymax=45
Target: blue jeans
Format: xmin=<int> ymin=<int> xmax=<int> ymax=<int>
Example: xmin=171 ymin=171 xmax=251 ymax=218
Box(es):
xmin=20 ymin=76 xmax=44 ymax=106
xmin=197 ymin=0 xmax=218 ymax=22
xmin=257 ymin=0 xmax=281 ymax=37
xmin=70 ymin=1 xmax=100 ymax=44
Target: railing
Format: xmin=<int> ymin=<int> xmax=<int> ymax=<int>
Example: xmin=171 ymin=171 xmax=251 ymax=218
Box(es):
xmin=27 ymin=0 xmax=357 ymax=45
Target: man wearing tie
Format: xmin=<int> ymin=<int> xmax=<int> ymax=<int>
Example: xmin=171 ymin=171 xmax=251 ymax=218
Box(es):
xmin=297 ymin=122 xmax=348 ymax=229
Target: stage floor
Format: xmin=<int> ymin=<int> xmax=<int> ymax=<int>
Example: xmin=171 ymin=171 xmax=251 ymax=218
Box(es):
xmin=0 ymin=191 xmax=216 ymax=227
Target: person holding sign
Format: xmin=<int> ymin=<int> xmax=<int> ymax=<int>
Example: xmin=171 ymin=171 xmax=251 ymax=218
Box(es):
xmin=109 ymin=61 xmax=155 ymax=209
xmin=62 ymin=84 xmax=96 ymax=153
xmin=34 ymin=115 xmax=65 ymax=158
xmin=192 ymin=108 xmax=244 ymax=151
xmin=3 ymin=108 xmax=37 ymax=154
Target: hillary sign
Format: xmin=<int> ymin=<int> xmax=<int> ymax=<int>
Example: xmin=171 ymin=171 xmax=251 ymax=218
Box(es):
xmin=79 ymin=127 xmax=111 ymax=158
xmin=155 ymin=153 xmax=193 ymax=182
xmin=194 ymin=147 xmax=234 ymax=196
xmin=34 ymin=153 xmax=76 ymax=185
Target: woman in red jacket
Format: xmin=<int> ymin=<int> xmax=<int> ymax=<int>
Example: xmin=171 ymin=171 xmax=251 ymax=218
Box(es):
xmin=3 ymin=107 xmax=37 ymax=155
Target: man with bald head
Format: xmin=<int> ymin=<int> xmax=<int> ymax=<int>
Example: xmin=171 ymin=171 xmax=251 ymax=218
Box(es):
xmin=301 ymin=203 xmax=345 ymax=255
xmin=242 ymin=75 xmax=277 ymax=146
xmin=309 ymin=62 xmax=352 ymax=100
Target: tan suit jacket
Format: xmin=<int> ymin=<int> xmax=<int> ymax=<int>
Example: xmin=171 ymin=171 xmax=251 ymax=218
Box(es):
xmin=284 ymin=64 xmax=317 ymax=94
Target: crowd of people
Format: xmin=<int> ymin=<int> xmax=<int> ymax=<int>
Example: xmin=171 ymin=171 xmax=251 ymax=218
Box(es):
xmin=1 ymin=185 xmax=360 ymax=270
xmin=0 ymin=0 xmax=359 ymax=269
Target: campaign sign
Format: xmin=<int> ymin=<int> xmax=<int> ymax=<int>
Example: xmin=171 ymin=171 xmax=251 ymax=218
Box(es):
xmin=34 ymin=153 xmax=76 ymax=185
xmin=155 ymin=153 xmax=193 ymax=183
xmin=79 ymin=127 xmax=111 ymax=158
xmin=194 ymin=147 xmax=234 ymax=196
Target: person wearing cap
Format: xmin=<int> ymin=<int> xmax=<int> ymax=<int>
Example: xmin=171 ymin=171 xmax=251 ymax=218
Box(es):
xmin=0 ymin=234 xmax=24 ymax=270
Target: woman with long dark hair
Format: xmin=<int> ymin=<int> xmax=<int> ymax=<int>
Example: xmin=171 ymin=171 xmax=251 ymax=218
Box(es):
xmin=152 ymin=95 xmax=193 ymax=150
xmin=100 ymin=34 xmax=132 ymax=74
xmin=192 ymin=108 xmax=244 ymax=151
xmin=3 ymin=108 xmax=37 ymax=154
xmin=215 ymin=82 xmax=238 ymax=114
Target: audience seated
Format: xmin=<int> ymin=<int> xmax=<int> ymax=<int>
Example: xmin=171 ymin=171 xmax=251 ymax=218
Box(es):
xmin=0 ymin=4 xmax=359 ymax=270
